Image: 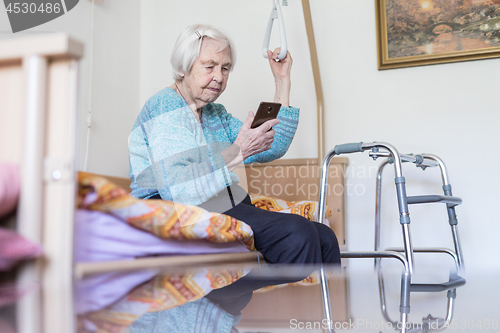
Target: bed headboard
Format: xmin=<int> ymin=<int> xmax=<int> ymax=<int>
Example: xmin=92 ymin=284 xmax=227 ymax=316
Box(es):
xmin=234 ymin=157 xmax=348 ymax=247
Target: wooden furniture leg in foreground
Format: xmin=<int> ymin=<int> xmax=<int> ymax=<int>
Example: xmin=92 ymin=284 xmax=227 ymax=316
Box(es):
xmin=0 ymin=34 xmax=83 ymax=333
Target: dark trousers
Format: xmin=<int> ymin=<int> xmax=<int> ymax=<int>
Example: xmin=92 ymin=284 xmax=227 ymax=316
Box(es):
xmin=198 ymin=185 xmax=341 ymax=315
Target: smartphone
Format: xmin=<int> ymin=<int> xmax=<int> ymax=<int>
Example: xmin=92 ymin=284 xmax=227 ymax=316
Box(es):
xmin=250 ymin=102 xmax=282 ymax=129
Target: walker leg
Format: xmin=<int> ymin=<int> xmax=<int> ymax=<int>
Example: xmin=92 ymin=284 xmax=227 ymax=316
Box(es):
xmin=443 ymin=184 xmax=465 ymax=270
xmin=319 ymin=267 xmax=335 ymax=333
xmin=374 ymin=161 xmax=390 ymax=269
xmin=395 ymin=176 xmax=414 ymax=275
xmin=421 ymin=154 xmax=465 ymax=270
xmin=451 ymin=225 xmax=464 ymax=270
xmin=399 ymin=272 xmax=411 ymax=333
xmin=377 ymin=256 xmax=411 ymax=333
xmin=318 ymin=150 xmax=338 ymax=333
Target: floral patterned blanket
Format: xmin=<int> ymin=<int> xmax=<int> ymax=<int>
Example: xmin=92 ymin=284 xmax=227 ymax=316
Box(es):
xmin=78 ymin=173 xmax=255 ymax=250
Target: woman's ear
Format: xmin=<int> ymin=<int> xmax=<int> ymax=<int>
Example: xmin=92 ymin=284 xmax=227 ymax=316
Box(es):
xmin=178 ymin=72 xmax=185 ymax=78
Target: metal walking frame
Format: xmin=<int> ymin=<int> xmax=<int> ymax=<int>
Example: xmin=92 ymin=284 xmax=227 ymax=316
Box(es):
xmin=316 ymin=142 xmax=466 ymax=333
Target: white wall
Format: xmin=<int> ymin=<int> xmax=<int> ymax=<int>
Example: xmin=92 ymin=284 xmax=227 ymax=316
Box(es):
xmin=83 ymin=0 xmax=140 ymax=176
xmin=0 ymin=0 xmax=140 ymax=177
xmin=309 ymin=0 xmax=500 ymax=274
xmin=140 ymin=0 xmax=318 ymax=160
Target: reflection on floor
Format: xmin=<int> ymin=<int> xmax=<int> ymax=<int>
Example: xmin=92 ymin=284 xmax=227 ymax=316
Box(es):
xmin=3 ymin=257 xmax=500 ymax=333
xmin=236 ymin=258 xmax=498 ymax=333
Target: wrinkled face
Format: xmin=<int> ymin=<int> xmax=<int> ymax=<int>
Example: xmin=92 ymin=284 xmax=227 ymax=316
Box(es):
xmin=181 ymin=38 xmax=232 ymax=107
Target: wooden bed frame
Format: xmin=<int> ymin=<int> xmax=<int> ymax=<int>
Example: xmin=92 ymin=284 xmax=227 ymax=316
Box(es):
xmin=0 ymin=34 xmax=82 ymax=333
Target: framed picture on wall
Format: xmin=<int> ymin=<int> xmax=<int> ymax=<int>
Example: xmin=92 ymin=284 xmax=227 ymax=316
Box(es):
xmin=376 ymin=0 xmax=500 ymax=69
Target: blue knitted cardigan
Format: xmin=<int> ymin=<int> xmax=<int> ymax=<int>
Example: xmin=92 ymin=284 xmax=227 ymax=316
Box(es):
xmin=128 ymin=87 xmax=299 ymax=205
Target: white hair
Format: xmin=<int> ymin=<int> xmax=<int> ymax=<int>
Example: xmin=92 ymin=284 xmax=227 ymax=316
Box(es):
xmin=171 ymin=24 xmax=236 ymax=80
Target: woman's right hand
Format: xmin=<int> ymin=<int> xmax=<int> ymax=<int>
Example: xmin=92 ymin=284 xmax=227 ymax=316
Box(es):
xmin=234 ymin=111 xmax=280 ymax=160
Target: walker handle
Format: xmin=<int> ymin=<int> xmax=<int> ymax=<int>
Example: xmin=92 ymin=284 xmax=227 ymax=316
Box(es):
xmin=334 ymin=142 xmax=364 ymax=155
xmin=262 ymin=0 xmax=288 ymax=61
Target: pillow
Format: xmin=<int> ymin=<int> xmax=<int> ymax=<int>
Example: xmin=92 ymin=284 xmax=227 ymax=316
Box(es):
xmin=0 ymin=163 xmax=20 ymax=218
xmin=0 ymin=228 xmax=42 ymax=271
xmin=0 ymin=318 xmax=15 ymax=333
xmin=250 ymin=194 xmax=335 ymax=292
xmin=250 ymin=195 xmax=332 ymax=225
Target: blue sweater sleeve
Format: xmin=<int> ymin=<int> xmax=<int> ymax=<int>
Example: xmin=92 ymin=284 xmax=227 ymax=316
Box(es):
xmin=221 ymin=106 xmax=299 ymax=164
xmin=128 ymin=92 xmax=233 ymax=205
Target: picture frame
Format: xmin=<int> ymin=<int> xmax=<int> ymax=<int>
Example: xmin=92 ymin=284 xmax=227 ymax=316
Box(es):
xmin=376 ymin=0 xmax=500 ymax=69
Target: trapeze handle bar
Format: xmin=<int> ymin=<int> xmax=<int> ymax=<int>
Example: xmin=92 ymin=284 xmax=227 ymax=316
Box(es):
xmin=263 ymin=0 xmax=288 ymax=60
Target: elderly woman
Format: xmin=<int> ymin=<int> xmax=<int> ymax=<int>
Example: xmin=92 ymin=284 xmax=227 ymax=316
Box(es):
xmin=128 ymin=24 xmax=340 ymax=315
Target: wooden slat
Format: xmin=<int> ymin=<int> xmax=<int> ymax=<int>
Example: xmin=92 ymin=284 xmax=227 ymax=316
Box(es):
xmin=0 ymin=63 xmax=24 ymax=162
xmin=75 ymin=251 xmax=264 ymax=279
xmin=42 ymin=58 xmax=78 ymax=333
xmin=0 ymin=33 xmax=84 ymax=64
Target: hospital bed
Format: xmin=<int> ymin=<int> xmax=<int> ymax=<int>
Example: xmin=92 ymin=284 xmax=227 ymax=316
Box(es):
xmin=0 ymin=21 xmax=351 ymax=333
xmin=76 ymin=155 xmax=351 ymax=326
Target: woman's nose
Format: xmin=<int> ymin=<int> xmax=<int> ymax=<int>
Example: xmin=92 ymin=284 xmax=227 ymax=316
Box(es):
xmin=212 ymin=67 xmax=223 ymax=82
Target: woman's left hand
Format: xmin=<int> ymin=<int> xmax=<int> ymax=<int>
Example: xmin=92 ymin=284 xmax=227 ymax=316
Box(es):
xmin=267 ymin=48 xmax=292 ymax=82
xmin=267 ymin=48 xmax=292 ymax=108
